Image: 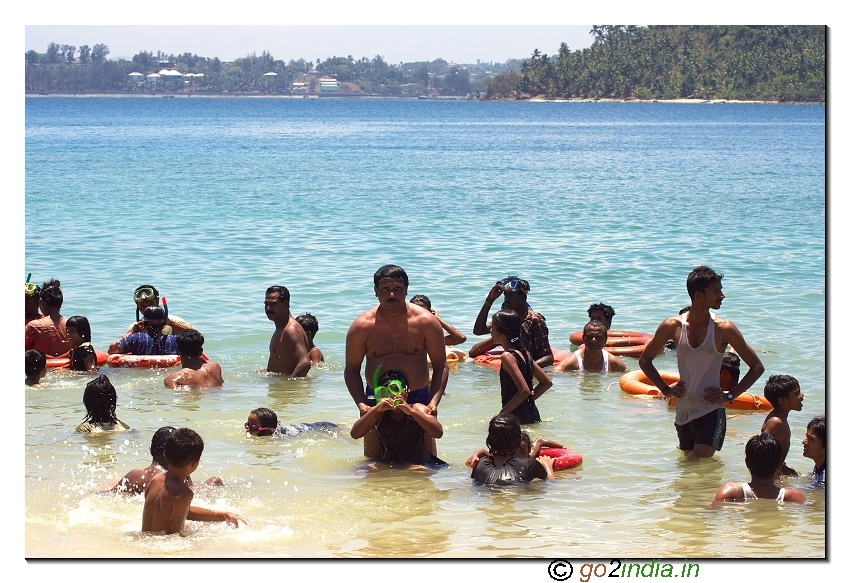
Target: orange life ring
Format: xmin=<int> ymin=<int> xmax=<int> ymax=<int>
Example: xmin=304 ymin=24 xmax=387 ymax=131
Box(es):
xmin=106 ymin=354 xmax=182 ymax=368
xmin=46 ymin=349 xmax=109 ymax=369
xmin=445 ymin=348 xmax=467 ymax=363
xmin=569 ymin=330 xmax=653 ymax=346
xmin=473 ymin=347 xmax=571 ymax=372
xmin=539 ymin=447 xmax=583 ymax=471
xmin=620 ymin=370 xmax=771 ymax=410
xmin=605 ymin=344 xmax=649 ymax=358
xmin=618 ymin=369 xmax=676 ymax=396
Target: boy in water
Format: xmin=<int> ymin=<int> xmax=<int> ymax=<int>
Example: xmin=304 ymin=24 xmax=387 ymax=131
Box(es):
xmin=110 ymin=427 xmax=223 ymax=494
xmin=164 ymin=330 xmax=224 ymax=388
xmin=25 ymin=349 xmax=47 ymax=386
xmin=760 ymin=374 xmax=804 ymax=476
xmin=142 ymin=428 xmax=242 ymax=534
xmin=802 ymin=415 xmax=825 ymax=485
xmin=295 ymin=313 xmax=325 ymax=365
xmin=245 ymin=407 xmax=339 ymax=438
xmin=465 ymin=431 xmax=563 ymax=467
xmin=714 ymin=433 xmax=806 ymax=503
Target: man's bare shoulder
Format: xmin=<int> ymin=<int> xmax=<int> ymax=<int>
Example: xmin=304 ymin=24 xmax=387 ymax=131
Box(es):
xmin=554 ymin=354 xmax=579 ymax=371
xmin=762 ymin=415 xmax=790 ymax=437
xmin=348 ymin=307 xmax=379 ymax=331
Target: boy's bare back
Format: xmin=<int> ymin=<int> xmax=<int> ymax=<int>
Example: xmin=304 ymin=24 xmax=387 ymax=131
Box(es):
xmin=142 ymin=471 xmax=194 ymax=534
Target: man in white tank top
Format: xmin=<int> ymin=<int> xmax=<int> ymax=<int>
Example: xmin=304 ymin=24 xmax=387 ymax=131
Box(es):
xmin=639 ymin=266 xmax=765 ymax=461
xmin=554 ymin=320 xmax=627 ymax=373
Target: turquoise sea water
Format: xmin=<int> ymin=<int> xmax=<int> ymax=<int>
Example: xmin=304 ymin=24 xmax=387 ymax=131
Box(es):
xmin=24 ymin=97 xmax=825 ymax=559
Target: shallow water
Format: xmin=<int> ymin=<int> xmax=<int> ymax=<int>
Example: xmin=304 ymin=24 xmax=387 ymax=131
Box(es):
xmin=24 ymin=98 xmax=825 ymax=559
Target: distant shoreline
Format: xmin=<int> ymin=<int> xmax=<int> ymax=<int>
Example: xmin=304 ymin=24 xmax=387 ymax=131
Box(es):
xmin=24 ymin=92 xmax=824 ymax=105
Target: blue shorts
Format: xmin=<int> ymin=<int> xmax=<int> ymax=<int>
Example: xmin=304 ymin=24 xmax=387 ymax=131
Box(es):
xmin=365 ymin=385 xmax=430 ymax=406
xmin=675 ymin=408 xmax=726 ymax=452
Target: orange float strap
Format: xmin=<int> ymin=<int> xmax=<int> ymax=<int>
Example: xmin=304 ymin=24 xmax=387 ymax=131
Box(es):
xmin=46 ymin=350 xmax=109 ymax=369
xmin=619 ymin=370 xmax=771 ymax=410
xmin=539 ymin=447 xmax=583 ymax=471
xmin=473 ymin=347 xmax=571 ymax=372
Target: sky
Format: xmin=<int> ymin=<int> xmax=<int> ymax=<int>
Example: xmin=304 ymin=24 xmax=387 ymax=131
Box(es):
xmin=24 ymin=25 xmax=596 ymax=65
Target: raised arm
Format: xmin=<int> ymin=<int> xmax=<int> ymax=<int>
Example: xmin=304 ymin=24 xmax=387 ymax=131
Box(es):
xmin=434 ymin=311 xmax=467 ymax=345
xmin=401 ymin=403 xmax=444 ymax=438
xmin=473 ymin=281 xmax=503 ymax=335
xmin=350 ymin=398 xmax=391 ymax=439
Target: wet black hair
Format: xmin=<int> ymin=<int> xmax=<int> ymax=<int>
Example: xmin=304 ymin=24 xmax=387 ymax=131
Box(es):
xmin=587 ymin=303 xmax=615 ymax=323
xmin=150 ymin=426 xmax=177 ymax=460
xmin=250 ymin=407 xmax=278 ymax=429
xmin=295 ymin=313 xmax=319 ymax=334
xmin=763 ymin=374 xmax=800 ymax=408
xmin=373 ymin=264 xmax=409 ymax=287
xmin=176 ymin=329 xmax=204 ymax=357
xmin=678 ymin=306 xmax=691 ymax=315
xmin=265 ymin=285 xmax=290 ymax=302
xmin=82 ymin=374 xmax=118 ymax=424
xmin=583 ymin=319 xmax=608 ymax=336
xmin=491 ymin=310 xmax=533 ymax=363
xmin=378 ymin=369 xmax=409 ymax=390
xmin=503 ymin=275 xmax=530 ymax=295
xmin=410 ymin=295 xmax=431 ymax=311
xmin=39 ymin=278 xmax=63 ymax=308
xmin=70 ymin=345 xmax=96 ymax=372
xmin=520 ymin=432 xmax=532 ymax=453
xmin=25 ymin=349 xmax=46 ymax=377
xmin=486 ymin=414 xmax=522 ymax=456
xmin=807 ymin=415 xmax=826 ymax=448
xmin=66 ymin=315 xmax=92 ymax=343
xmin=745 ymin=433 xmax=783 ymax=479
xmin=721 ymin=352 xmax=741 ymax=384
xmin=142 ymin=306 xmax=167 ymax=331
xmin=164 ymin=427 xmax=204 ymax=469
xmin=686 ymin=266 xmax=723 ymax=299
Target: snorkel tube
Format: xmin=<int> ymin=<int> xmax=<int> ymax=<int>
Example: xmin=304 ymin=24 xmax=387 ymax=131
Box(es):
xmin=161 ymin=296 xmax=169 ymax=321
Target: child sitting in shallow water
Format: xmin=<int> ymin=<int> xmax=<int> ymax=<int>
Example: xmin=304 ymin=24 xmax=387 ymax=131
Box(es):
xmin=466 ymin=431 xmax=564 ymax=467
xmin=468 ymin=414 xmax=555 ymax=485
xmin=75 ymin=374 xmax=130 ymax=433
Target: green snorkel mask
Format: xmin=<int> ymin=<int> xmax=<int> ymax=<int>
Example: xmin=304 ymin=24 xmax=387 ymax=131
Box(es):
xmin=372 ymin=361 xmax=407 ymax=407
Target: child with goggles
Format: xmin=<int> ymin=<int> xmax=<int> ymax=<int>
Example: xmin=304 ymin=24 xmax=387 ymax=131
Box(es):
xmin=127 ymin=284 xmax=194 ymax=337
xmin=350 ymin=368 xmax=446 ymax=469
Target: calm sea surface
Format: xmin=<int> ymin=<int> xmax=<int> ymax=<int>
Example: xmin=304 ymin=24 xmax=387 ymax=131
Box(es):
xmin=24 ymin=97 xmax=825 ymax=560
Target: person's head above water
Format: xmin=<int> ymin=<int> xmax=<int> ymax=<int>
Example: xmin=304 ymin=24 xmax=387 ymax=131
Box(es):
xmin=587 ymin=303 xmax=615 ymax=329
xmin=25 ymin=349 xmax=47 ymax=379
xmin=150 ymin=426 xmax=177 ymax=465
xmin=39 ymin=278 xmax=63 ymax=310
xmin=176 ymin=329 xmax=204 ymax=357
xmin=142 ymin=306 xmax=167 ymax=333
xmin=373 ymin=264 xmax=409 ymax=288
xmin=745 ymin=433 xmax=783 ymax=480
xmin=491 ymin=309 xmax=523 ymax=346
xmin=582 ymin=319 xmax=609 ymax=350
xmin=373 ymin=265 xmax=409 ymax=309
xmin=486 ymin=414 xmax=522 ymax=456
xmin=246 ymin=407 xmax=278 ymax=436
xmin=82 ymin=374 xmax=118 ymax=425
xmin=499 ymin=275 xmax=530 ymax=311
xmin=295 ymin=313 xmax=319 ymax=336
xmin=66 ymin=315 xmax=92 ymax=346
xmin=410 ymin=294 xmax=432 ymax=311
xmin=686 ymin=266 xmax=723 ymax=299
xmin=134 ymin=284 xmax=160 ymax=311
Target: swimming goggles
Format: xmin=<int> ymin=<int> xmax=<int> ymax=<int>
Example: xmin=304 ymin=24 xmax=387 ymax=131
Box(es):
xmin=25 ymin=282 xmax=40 ymax=296
xmin=501 ymin=277 xmax=522 ymax=292
xmin=134 ymin=286 xmax=158 ymax=302
xmin=245 ymin=423 xmax=277 ymax=432
xmin=374 ymin=379 xmax=407 ymax=405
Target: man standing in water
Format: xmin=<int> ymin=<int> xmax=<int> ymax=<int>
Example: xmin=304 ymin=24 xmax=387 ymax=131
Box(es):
xmin=640 ymin=266 xmax=764 ymax=461
xmin=344 ymin=265 xmax=448 ymax=458
xmin=265 ymin=285 xmax=311 ymax=377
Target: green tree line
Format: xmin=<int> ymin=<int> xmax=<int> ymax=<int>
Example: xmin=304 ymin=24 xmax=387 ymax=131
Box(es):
xmin=25 ymin=43 xmax=513 ymax=95
xmin=486 ymin=25 xmax=825 ymax=102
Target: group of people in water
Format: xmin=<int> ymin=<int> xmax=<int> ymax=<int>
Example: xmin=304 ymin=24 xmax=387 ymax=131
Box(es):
xmin=24 ymin=264 xmax=826 ymax=535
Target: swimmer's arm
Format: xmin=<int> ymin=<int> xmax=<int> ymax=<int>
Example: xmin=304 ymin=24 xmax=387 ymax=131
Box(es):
xmin=166 ymin=490 xmax=193 ymax=535
xmin=350 ymin=398 xmax=392 ymax=439
xmin=344 ymin=318 xmax=370 ymax=413
xmin=553 ymin=353 xmax=578 ymax=372
xmin=405 ymin=403 xmax=443 ymax=438
xmin=473 ymin=282 xmax=502 ymax=335
xmin=535 ymin=455 xmax=556 ymax=479
xmin=499 ymin=352 xmax=534 ymax=415
xmin=107 ymin=338 xmax=126 ymax=354
xmin=465 ymin=448 xmax=490 ymax=467
xmin=186 ymin=506 xmax=244 ymax=527
xmin=719 ymin=320 xmax=765 ymax=398
xmin=530 ymin=438 xmax=564 ymax=458
xmin=714 ymin=481 xmax=743 ymax=502
xmin=530 ymin=362 xmax=553 ymax=400
xmin=434 ymin=312 xmax=467 ymax=345
xmin=608 ymin=354 xmax=628 ymax=372
xmin=425 ymin=316 xmax=449 ymax=411
xmin=469 ymin=337 xmax=496 ymax=358
xmin=639 ymin=317 xmax=683 ymax=397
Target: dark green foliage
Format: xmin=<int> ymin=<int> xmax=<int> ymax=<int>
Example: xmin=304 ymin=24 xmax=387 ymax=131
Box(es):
xmin=487 ymin=25 xmax=825 ymax=102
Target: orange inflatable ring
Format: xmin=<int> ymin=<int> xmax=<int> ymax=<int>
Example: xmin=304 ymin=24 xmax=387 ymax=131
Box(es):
xmin=473 ymin=347 xmax=571 ymax=372
xmin=46 ymin=350 xmax=109 ymax=369
xmin=539 ymin=447 xmax=583 ymax=471
xmin=620 ymin=370 xmax=771 ymax=410
xmin=605 ymin=344 xmax=649 ymax=358
xmin=105 ymin=353 xmax=208 ymax=369
xmin=569 ymin=330 xmax=653 ymax=346
xmin=619 ymin=370 xmax=677 ymax=397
